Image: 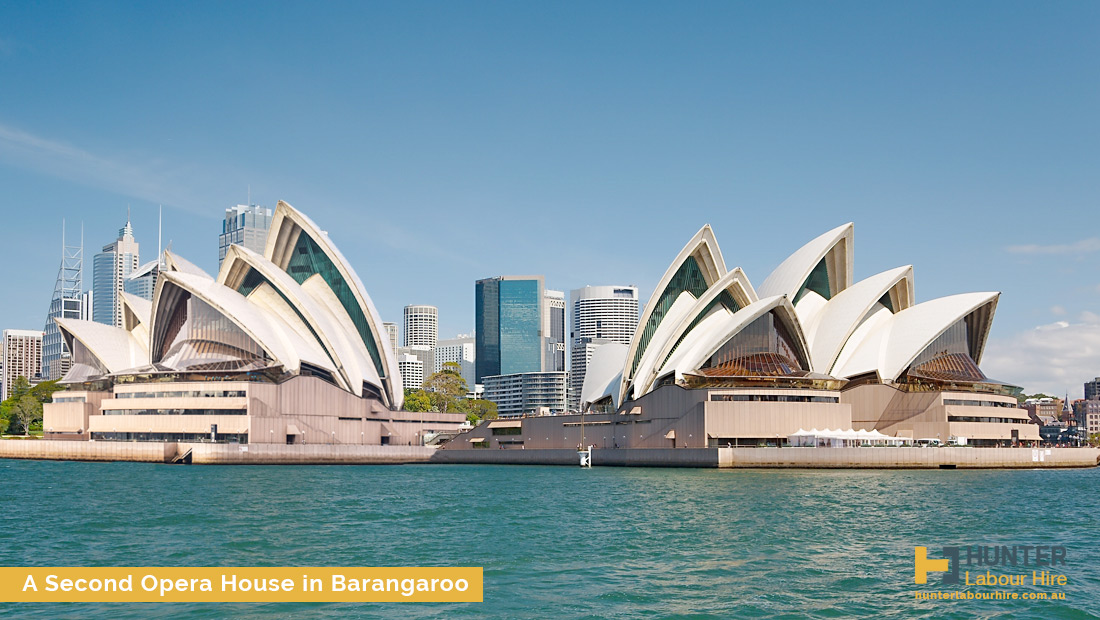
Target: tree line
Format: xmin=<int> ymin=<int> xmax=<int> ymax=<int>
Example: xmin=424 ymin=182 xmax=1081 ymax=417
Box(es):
xmin=403 ymin=362 xmax=498 ymax=424
xmin=0 ymin=376 xmax=63 ymax=436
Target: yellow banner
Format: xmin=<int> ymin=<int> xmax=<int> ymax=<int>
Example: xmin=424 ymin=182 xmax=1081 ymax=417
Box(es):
xmin=0 ymin=567 xmax=482 ymax=603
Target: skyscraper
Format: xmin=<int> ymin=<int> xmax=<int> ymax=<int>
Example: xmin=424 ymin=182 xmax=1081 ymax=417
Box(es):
xmin=403 ymin=305 xmax=438 ymax=348
xmin=219 ymin=204 xmax=272 ymax=267
xmin=544 ymin=290 xmax=566 ymax=372
xmin=42 ymin=222 xmax=85 ymax=380
xmin=92 ymin=217 xmax=140 ymax=327
xmin=475 ymin=275 xmax=544 ymax=383
xmin=2 ymin=330 xmax=43 ymax=402
xmin=123 ymin=259 xmax=160 ymax=302
xmin=383 ymin=322 xmax=399 ymax=354
xmin=397 ymin=353 xmax=425 ymax=393
xmin=1086 ymin=378 xmax=1100 ymax=401
xmin=434 ymin=334 xmax=476 ymax=388
xmin=568 ymin=285 xmax=639 ymax=410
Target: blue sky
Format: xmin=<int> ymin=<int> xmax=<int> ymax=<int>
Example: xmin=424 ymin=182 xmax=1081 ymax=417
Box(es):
xmin=1 ymin=2 xmax=1098 ymax=395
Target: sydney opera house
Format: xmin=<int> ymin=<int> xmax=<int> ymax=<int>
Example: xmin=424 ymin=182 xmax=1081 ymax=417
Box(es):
xmin=43 ymin=202 xmax=465 ymax=446
xmin=446 ymin=223 xmax=1040 ymax=452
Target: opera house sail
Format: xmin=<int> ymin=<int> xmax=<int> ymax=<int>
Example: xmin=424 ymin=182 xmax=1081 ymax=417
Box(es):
xmin=446 ymin=222 xmax=1038 ymax=453
xmin=44 ymin=202 xmax=464 ymax=446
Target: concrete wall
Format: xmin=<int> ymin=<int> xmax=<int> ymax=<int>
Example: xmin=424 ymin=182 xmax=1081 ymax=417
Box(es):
xmin=719 ymin=446 xmax=1099 ymax=468
xmin=703 ymin=401 xmax=853 ymax=442
xmin=433 ymin=445 xmax=1100 ymax=468
xmin=183 ymin=443 xmax=438 ymax=464
xmin=88 ymin=414 xmax=250 ymax=435
xmin=844 ymin=384 xmax=1041 ymax=442
xmin=0 ymin=440 xmax=174 ymax=462
xmin=47 ymin=377 xmax=466 ymax=447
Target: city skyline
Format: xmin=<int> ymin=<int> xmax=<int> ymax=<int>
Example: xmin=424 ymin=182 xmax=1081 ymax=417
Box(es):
xmin=0 ymin=3 xmax=1098 ymax=397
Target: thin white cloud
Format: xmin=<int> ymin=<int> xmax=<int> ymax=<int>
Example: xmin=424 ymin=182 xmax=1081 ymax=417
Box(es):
xmin=1005 ymin=238 xmax=1100 ymax=256
xmin=0 ymin=122 xmax=211 ymax=216
xmin=1050 ymin=305 xmax=1066 ymax=316
xmin=983 ymin=320 xmax=1100 ymax=398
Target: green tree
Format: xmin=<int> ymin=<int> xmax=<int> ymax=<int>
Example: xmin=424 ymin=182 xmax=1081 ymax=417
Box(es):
xmin=0 ymin=376 xmax=34 ymax=435
xmin=31 ymin=379 xmax=64 ymax=404
xmin=462 ymin=399 xmax=498 ymax=425
xmin=423 ymin=362 xmax=468 ymax=413
xmin=0 ymin=377 xmax=65 ymax=435
xmin=11 ymin=395 xmax=41 ymax=436
xmin=403 ymin=389 xmax=432 ymax=412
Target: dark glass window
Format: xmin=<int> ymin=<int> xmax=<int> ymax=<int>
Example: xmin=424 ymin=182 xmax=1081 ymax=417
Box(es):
xmin=499 ymin=279 xmax=541 ymax=376
xmin=877 ymin=292 xmax=894 ymax=313
xmin=630 ymin=256 xmax=709 ymax=377
xmin=284 ymin=232 xmax=384 ymax=378
xmin=903 ymin=317 xmax=987 ymax=383
xmin=701 ymin=312 xmax=805 ymax=377
xmin=237 ymin=267 xmax=335 ymax=374
xmin=662 ymin=289 xmax=741 ymax=368
xmin=795 ymin=258 xmax=831 ymax=304
xmin=475 ymin=278 xmax=500 ymax=382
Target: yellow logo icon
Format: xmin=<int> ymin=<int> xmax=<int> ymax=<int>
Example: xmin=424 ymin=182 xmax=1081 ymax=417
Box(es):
xmin=914 ymin=547 xmax=950 ymax=584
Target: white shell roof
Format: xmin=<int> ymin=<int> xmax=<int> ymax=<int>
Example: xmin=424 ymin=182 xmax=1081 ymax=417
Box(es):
xmin=620 ymin=224 xmax=727 ymax=403
xmin=55 ymin=318 xmax=148 ymax=374
xmin=632 ymin=267 xmax=758 ymax=398
xmin=164 ymin=250 xmax=213 ymax=280
xmin=581 ymin=342 xmax=628 ymax=409
xmin=154 ymin=270 xmax=336 ymax=376
xmin=266 ymin=200 xmax=402 ymax=410
xmin=804 ymin=266 xmax=914 ymax=374
xmin=831 ymin=291 xmax=999 ymax=382
xmin=121 ymin=292 xmax=152 ymax=326
xmin=758 ymin=223 xmax=853 ymax=300
xmin=658 ymin=295 xmax=812 ymax=382
xmin=630 ymin=291 xmax=702 ymax=400
xmin=218 ymin=244 xmax=381 ymax=397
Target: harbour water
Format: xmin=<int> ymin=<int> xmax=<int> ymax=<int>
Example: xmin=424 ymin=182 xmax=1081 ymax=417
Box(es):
xmin=1 ymin=460 xmax=1097 ymax=619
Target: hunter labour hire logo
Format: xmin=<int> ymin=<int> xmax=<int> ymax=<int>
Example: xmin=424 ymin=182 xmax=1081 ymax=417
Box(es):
xmin=914 ymin=544 xmax=1070 ymax=596
xmin=915 ymin=547 xmax=956 ymax=584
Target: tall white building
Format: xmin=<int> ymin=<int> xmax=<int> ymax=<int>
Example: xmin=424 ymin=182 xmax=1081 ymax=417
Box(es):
xmin=397 ymin=353 xmax=424 ymax=393
xmin=434 ymin=334 xmax=476 ymax=388
xmin=569 ymin=285 xmax=639 ymax=411
xmin=483 ymin=371 xmax=568 ymax=418
xmin=398 ymin=345 xmax=434 ymax=390
xmin=219 ymin=204 xmax=272 ymax=268
xmin=544 ymin=290 xmax=566 ymax=372
xmin=403 ymin=305 xmax=438 ymax=348
xmin=2 ymin=330 xmax=43 ymax=402
xmin=92 ymin=218 xmax=140 ymax=328
xmin=383 ymin=322 xmax=399 ymax=354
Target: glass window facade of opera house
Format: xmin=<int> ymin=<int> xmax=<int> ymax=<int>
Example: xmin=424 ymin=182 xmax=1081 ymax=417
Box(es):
xmin=42 ymin=201 xmax=466 ymax=446
xmin=446 ymin=222 xmax=1039 ymax=453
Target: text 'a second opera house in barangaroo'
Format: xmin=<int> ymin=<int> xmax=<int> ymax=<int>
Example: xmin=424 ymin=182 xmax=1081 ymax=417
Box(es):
xmin=44 ymin=202 xmax=464 ymax=445
xmin=561 ymin=222 xmax=1038 ymax=448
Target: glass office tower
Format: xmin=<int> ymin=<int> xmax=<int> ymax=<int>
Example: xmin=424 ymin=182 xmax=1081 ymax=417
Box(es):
xmin=475 ymin=276 xmax=544 ymax=383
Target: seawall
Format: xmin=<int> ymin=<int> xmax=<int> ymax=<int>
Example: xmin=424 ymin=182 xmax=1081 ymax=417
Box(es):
xmin=2 ymin=440 xmax=1097 ymax=468
xmin=0 ymin=440 xmax=438 ymax=465
xmin=433 ymin=446 xmax=1100 ymax=468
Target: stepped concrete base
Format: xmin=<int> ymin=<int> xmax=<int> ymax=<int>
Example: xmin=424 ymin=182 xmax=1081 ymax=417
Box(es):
xmin=0 ymin=440 xmax=438 ymax=464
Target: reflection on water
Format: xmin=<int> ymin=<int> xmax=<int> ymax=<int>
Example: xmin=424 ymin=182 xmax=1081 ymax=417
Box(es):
xmin=2 ymin=461 xmax=1098 ymax=619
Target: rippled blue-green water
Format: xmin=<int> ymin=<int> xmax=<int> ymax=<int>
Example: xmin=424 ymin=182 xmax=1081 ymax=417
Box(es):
xmin=1 ymin=460 xmax=1098 ymax=619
